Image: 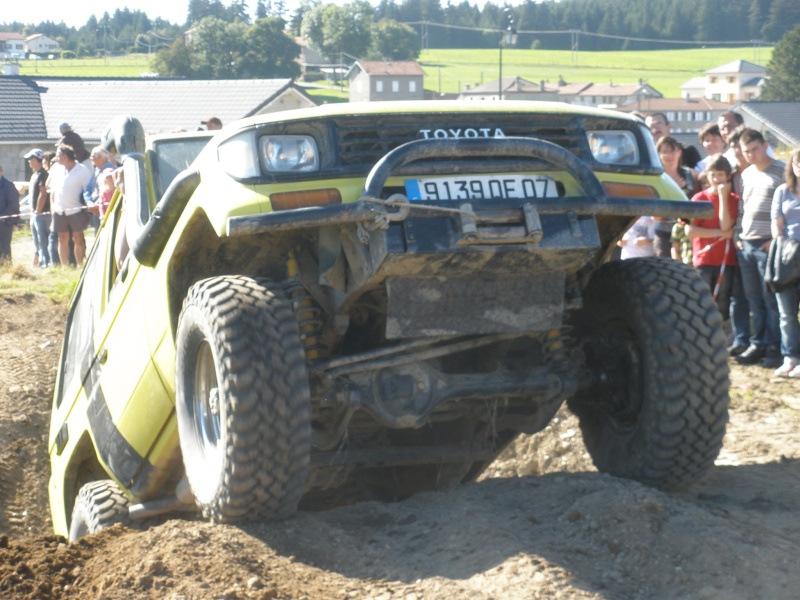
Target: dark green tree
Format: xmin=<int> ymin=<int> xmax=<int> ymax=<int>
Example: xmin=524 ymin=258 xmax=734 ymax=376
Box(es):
xmin=240 ymin=17 xmax=301 ymax=77
xmin=761 ymin=23 xmax=800 ymax=100
xmin=256 ymin=0 xmax=268 ymax=18
xmin=301 ymin=2 xmax=372 ymax=59
xmin=370 ymin=18 xmax=420 ymax=60
xmin=189 ymin=16 xmax=248 ymax=78
xmin=151 ymin=37 xmax=193 ymax=76
xmin=762 ymin=0 xmax=800 ymax=40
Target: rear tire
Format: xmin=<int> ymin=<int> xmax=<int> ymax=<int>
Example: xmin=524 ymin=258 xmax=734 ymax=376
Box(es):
xmin=569 ymin=258 xmax=729 ymax=489
xmin=176 ymin=276 xmax=311 ymax=522
xmin=68 ymin=480 xmax=130 ymax=542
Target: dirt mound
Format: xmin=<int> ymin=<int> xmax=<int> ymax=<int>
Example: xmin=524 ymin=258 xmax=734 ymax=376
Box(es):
xmin=2 ymin=294 xmax=800 ymax=599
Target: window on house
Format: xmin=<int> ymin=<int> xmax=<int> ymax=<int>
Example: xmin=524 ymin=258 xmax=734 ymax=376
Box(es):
xmin=392 ymin=80 xmax=399 ymax=92
xmin=709 ymin=77 xmax=718 ymax=83
xmin=712 ymin=94 xmax=721 ymax=101
xmin=686 ymin=113 xmax=693 ymax=122
xmin=376 ymin=80 xmax=384 ymax=93
xmin=727 ymin=76 xmax=735 ymax=83
xmin=409 ymin=81 xmax=417 ymax=93
xmin=667 ymin=112 xmax=676 ymax=122
xmin=695 ymin=111 xmax=705 ymax=121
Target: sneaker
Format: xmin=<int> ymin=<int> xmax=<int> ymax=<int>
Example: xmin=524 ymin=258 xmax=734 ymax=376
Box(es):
xmin=774 ymin=357 xmax=799 ymax=377
xmin=727 ymin=343 xmax=748 ymax=357
xmin=788 ymin=365 xmax=800 ymax=379
xmin=762 ymin=347 xmax=783 ymax=369
xmin=734 ymin=345 xmax=765 ymax=365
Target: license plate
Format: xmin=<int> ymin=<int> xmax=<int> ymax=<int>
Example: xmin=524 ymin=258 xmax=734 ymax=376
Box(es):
xmin=405 ymin=174 xmax=557 ymax=202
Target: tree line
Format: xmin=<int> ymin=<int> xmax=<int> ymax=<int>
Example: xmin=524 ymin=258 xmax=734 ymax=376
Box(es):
xmin=3 ymin=0 xmax=799 ymax=57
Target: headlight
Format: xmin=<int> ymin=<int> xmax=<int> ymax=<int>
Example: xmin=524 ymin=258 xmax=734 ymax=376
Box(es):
xmin=260 ymin=135 xmax=319 ymax=173
xmin=586 ymin=130 xmax=639 ymax=166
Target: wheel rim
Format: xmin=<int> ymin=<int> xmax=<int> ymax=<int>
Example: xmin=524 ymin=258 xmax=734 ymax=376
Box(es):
xmin=583 ymin=323 xmax=643 ymax=431
xmin=192 ymin=340 xmax=223 ymax=477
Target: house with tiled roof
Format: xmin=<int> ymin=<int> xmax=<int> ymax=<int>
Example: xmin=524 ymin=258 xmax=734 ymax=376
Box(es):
xmin=25 ymin=34 xmax=60 ymax=55
xmin=0 ymin=76 xmax=317 ymax=181
xmin=459 ymin=77 xmax=562 ymax=101
xmin=734 ymin=101 xmax=800 ymax=148
xmin=616 ymin=97 xmax=734 ymax=134
xmin=347 ymin=61 xmax=425 ymax=102
xmin=704 ymin=60 xmax=766 ymax=103
xmin=571 ymin=82 xmax=662 ymax=108
xmin=0 ymin=32 xmax=26 ymax=58
xmin=680 ymin=60 xmax=767 ymax=103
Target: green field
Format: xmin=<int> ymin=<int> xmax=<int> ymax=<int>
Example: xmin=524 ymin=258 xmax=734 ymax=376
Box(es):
xmin=15 ymin=45 xmax=772 ymax=100
xmin=18 ymin=55 xmax=153 ymax=77
xmin=420 ymin=46 xmax=773 ymax=98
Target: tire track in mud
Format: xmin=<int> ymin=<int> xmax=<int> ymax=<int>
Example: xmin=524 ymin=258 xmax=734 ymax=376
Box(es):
xmin=0 ymin=294 xmax=67 ymax=538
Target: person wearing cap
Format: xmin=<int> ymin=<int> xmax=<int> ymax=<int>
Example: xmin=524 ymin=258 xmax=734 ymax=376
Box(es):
xmin=0 ymin=163 xmax=20 ymax=263
xmin=57 ymin=122 xmax=90 ymax=163
xmin=201 ymin=117 xmax=222 ymax=131
xmin=26 ymin=149 xmax=52 ymax=268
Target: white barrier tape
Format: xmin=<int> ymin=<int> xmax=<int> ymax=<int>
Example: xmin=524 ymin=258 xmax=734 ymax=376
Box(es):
xmin=0 ymin=206 xmax=90 ymax=222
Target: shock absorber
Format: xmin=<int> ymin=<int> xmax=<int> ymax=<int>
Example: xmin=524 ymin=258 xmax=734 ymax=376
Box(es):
xmin=284 ymin=251 xmax=325 ymax=360
xmin=543 ymin=325 xmax=575 ymax=371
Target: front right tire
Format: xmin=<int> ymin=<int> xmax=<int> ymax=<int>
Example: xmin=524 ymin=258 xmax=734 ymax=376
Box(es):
xmin=569 ymin=258 xmax=730 ymax=489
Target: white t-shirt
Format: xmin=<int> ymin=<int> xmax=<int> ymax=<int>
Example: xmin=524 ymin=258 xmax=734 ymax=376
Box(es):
xmin=50 ymin=162 xmax=93 ymax=215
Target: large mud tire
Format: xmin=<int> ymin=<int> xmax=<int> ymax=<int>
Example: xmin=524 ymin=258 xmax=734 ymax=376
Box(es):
xmin=69 ymin=480 xmax=131 ymax=542
xmin=176 ymin=276 xmax=311 ymax=523
xmin=569 ymin=257 xmax=729 ymax=490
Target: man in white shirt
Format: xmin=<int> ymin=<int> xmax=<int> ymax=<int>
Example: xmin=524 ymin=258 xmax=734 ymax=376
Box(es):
xmin=50 ymin=144 xmax=93 ymax=266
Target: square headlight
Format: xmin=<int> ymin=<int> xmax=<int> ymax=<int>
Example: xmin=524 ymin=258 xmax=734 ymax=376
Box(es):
xmin=586 ymin=130 xmax=639 ymax=166
xmin=260 ymin=135 xmax=319 ymax=173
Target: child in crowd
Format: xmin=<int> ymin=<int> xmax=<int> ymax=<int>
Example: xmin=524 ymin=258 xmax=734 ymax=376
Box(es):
xmin=617 ymin=215 xmax=655 ymax=259
xmin=686 ymin=154 xmax=739 ymax=317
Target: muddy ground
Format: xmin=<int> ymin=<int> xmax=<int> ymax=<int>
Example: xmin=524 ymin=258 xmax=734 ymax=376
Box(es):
xmin=1 ymin=292 xmax=799 ymax=600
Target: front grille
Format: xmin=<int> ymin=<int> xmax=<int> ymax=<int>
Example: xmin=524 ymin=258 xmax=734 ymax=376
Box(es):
xmin=334 ymin=113 xmax=590 ymax=169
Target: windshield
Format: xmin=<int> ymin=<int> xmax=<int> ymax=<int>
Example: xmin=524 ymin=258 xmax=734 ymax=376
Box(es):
xmin=153 ymin=138 xmax=210 ymax=198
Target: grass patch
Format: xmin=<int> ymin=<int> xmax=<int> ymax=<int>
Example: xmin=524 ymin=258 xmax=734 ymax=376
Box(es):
xmin=419 ymin=46 xmax=773 ymax=97
xmin=1 ymin=227 xmax=81 ymax=304
xmin=302 ymin=85 xmax=349 ymax=104
xmin=19 ymin=55 xmax=153 ymax=77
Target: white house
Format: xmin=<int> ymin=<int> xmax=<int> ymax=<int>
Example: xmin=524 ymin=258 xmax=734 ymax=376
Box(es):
xmin=0 ymin=32 xmax=26 ymax=58
xmin=347 ymin=61 xmax=426 ymax=102
xmin=681 ymin=60 xmax=767 ymax=104
xmin=25 ymin=34 xmax=60 ymax=55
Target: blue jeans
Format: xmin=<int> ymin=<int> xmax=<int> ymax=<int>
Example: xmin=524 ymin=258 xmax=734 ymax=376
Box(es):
xmin=31 ymin=214 xmax=52 ymax=266
xmin=48 ymin=230 xmax=59 ymax=267
xmin=729 ymin=266 xmax=750 ymax=348
xmin=776 ymin=282 xmax=800 ymax=359
xmin=737 ymin=240 xmax=780 ymax=349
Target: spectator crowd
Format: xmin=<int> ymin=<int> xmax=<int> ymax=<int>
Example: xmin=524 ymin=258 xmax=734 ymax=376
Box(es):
xmin=625 ymin=110 xmax=800 ymax=379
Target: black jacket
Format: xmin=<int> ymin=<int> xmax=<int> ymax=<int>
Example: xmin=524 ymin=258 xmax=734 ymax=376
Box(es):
xmin=0 ymin=176 xmax=20 ymax=226
xmin=765 ymin=236 xmax=800 ymax=293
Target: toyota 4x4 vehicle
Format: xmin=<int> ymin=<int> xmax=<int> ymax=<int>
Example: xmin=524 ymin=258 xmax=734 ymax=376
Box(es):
xmin=49 ymin=102 xmax=730 ymax=541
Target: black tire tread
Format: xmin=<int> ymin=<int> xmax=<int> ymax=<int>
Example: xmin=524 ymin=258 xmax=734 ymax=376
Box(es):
xmin=69 ymin=480 xmax=130 ymax=542
xmin=569 ymin=257 xmax=730 ymax=489
xmin=177 ymin=275 xmax=311 ymax=522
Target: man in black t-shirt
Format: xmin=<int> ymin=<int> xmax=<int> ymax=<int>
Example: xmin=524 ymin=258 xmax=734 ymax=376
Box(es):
xmin=26 ymin=148 xmax=53 ymax=267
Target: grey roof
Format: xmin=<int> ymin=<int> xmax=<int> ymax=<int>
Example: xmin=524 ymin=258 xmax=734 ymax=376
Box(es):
xmin=741 ymin=76 xmax=765 ymax=88
xmin=737 ymin=101 xmax=800 ymax=147
xmin=705 ymin=60 xmax=766 ymax=75
xmin=0 ymin=77 xmax=46 ymax=140
xmin=31 ymin=77 xmax=310 ymax=139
